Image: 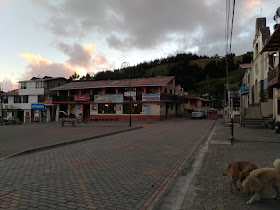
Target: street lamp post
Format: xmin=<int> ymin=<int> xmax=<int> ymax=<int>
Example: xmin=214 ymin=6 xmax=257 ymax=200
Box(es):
xmin=121 ymin=62 xmax=132 ymax=127
xmin=129 ymin=69 xmax=132 ymax=127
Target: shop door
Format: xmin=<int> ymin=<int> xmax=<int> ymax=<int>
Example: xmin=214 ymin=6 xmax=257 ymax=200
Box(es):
xmin=17 ymin=110 xmax=24 ymax=122
xmin=31 ymin=110 xmax=34 ymax=122
xmin=83 ymin=104 xmax=90 ymax=118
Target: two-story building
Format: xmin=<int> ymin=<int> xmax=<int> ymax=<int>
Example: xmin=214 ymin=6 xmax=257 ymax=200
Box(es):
xmin=50 ymin=76 xmax=188 ymax=121
xmin=18 ymin=76 xmax=68 ymax=123
xmin=261 ymin=24 xmax=280 ymax=123
xmin=240 ymin=63 xmax=252 ymax=109
xmin=250 ymin=17 xmax=273 ymax=117
xmin=1 ymin=90 xmax=24 ymax=121
xmin=240 ymin=63 xmax=252 ymax=123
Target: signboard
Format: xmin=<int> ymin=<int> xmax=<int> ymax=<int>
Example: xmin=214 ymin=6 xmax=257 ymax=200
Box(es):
xmin=90 ymin=104 xmax=98 ymax=115
xmin=44 ymin=100 xmax=54 ymax=105
xmin=276 ymin=89 xmax=280 ymax=98
xmin=74 ymin=94 xmax=90 ymax=102
xmin=94 ymin=94 xmax=123 ymax=103
xmin=142 ymin=93 xmax=160 ymax=101
xmin=44 ymin=96 xmax=53 ymax=105
xmin=4 ymin=105 xmax=14 ymax=109
xmin=31 ymin=103 xmax=45 ymax=110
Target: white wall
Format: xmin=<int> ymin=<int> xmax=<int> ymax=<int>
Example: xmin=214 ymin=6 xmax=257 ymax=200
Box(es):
xmin=142 ymin=103 xmax=160 ymax=115
xmin=19 ymin=81 xmax=46 ymax=95
xmin=5 ymin=95 xmax=22 ymax=109
xmin=19 ymin=88 xmax=44 ymax=95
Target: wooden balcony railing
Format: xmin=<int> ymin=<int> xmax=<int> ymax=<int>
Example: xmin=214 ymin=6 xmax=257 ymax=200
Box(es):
xmin=268 ymin=64 xmax=280 ymax=88
xmin=53 ymin=95 xmax=75 ymax=102
xmin=53 ymin=93 xmax=188 ymax=103
xmin=160 ymin=93 xmax=188 ymax=102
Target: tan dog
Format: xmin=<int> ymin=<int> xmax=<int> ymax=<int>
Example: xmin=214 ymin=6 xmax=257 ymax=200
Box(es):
xmin=223 ymin=160 xmax=258 ymax=192
xmin=241 ymin=159 xmax=280 ymax=205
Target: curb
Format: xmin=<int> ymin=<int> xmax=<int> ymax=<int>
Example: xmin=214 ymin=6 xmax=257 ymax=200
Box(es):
xmin=140 ymin=120 xmax=216 ymax=210
xmin=2 ymin=126 xmax=143 ymax=160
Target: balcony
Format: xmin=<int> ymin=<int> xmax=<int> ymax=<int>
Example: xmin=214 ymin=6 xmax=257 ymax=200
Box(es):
xmin=53 ymin=95 xmax=75 ymax=102
xmin=160 ymin=93 xmax=188 ymax=103
xmin=53 ymin=93 xmax=188 ymax=103
xmin=240 ymin=84 xmax=250 ymax=95
xmin=268 ymin=64 xmax=280 ymax=88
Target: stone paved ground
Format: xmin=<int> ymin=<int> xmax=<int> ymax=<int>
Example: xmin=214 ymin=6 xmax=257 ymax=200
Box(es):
xmin=0 ymin=119 xmax=214 ymax=209
xmin=0 ymin=122 xmax=139 ymax=158
xmin=172 ymin=119 xmax=280 ymax=210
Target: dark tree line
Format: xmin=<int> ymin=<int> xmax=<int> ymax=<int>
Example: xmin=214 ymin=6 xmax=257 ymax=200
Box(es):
xmin=68 ymin=52 xmax=252 ymax=101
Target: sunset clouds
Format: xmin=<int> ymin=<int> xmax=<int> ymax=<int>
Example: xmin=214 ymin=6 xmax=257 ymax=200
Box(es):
xmin=19 ymin=43 xmax=115 ymax=81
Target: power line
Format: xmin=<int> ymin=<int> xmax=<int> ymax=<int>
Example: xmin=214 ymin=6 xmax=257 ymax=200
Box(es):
xmin=229 ymin=0 xmax=236 ymax=54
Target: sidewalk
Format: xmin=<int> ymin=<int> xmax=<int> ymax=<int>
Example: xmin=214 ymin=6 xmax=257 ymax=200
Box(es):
xmin=157 ymin=119 xmax=280 ymax=210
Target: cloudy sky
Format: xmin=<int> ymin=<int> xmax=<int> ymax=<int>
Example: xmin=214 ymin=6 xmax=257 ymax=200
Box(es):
xmin=0 ymin=0 xmax=279 ymax=91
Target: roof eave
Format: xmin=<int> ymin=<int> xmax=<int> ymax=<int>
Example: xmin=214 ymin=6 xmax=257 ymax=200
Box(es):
xmin=260 ymin=24 xmax=280 ymax=53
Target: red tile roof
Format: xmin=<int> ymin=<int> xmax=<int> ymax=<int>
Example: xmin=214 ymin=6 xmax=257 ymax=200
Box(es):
xmin=3 ymin=90 xmax=18 ymax=96
xmin=183 ymin=93 xmax=198 ymax=100
xmin=51 ymin=76 xmax=175 ymax=91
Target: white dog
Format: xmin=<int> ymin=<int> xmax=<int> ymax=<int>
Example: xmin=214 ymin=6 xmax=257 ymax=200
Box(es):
xmin=241 ymin=159 xmax=280 ymax=205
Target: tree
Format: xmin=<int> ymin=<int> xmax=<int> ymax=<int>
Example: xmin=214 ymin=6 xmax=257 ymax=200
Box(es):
xmin=68 ymin=72 xmax=80 ymax=82
xmin=273 ymin=7 xmax=280 ymax=29
xmin=241 ymin=52 xmax=253 ymax=63
xmin=80 ymin=73 xmax=93 ymax=81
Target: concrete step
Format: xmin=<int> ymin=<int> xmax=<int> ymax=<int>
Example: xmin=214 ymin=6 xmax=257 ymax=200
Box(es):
xmin=244 ymin=117 xmax=269 ymax=128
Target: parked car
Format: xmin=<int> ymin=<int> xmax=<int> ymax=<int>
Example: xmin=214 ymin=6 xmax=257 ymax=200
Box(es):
xmin=191 ymin=109 xmax=207 ymax=119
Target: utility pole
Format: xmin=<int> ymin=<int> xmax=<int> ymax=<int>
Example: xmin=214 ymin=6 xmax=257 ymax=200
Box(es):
xmin=226 ymin=54 xmax=231 ymax=123
xmin=121 ymin=62 xmax=132 ymax=127
xmin=0 ymin=82 xmax=3 ymax=118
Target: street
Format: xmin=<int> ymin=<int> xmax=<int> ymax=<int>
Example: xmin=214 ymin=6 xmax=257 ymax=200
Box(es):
xmin=0 ymin=119 xmax=214 ymax=209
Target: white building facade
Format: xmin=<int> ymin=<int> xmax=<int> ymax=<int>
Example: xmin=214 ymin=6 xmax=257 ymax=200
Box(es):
xmin=17 ymin=76 xmax=68 ymax=123
xmin=250 ymin=17 xmax=273 ymax=117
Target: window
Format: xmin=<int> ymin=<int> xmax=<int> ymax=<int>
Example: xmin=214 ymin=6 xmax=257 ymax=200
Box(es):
xmin=36 ymin=81 xmax=44 ymax=88
xmin=21 ymin=82 xmax=26 ymax=89
xmin=123 ymin=103 xmax=142 ymax=114
xmin=22 ymin=95 xmax=28 ymax=103
xmin=132 ymin=103 xmax=142 ymax=114
xmin=53 ymin=82 xmax=56 ymax=87
xmin=38 ymin=95 xmax=44 ymax=103
xmin=98 ymin=104 xmax=116 ymax=114
xmin=14 ymin=96 xmax=21 ymax=103
xmin=3 ymin=96 xmax=8 ymax=103
xmin=123 ymin=104 xmax=130 ymax=114
xmin=146 ymin=87 xmax=155 ymax=94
